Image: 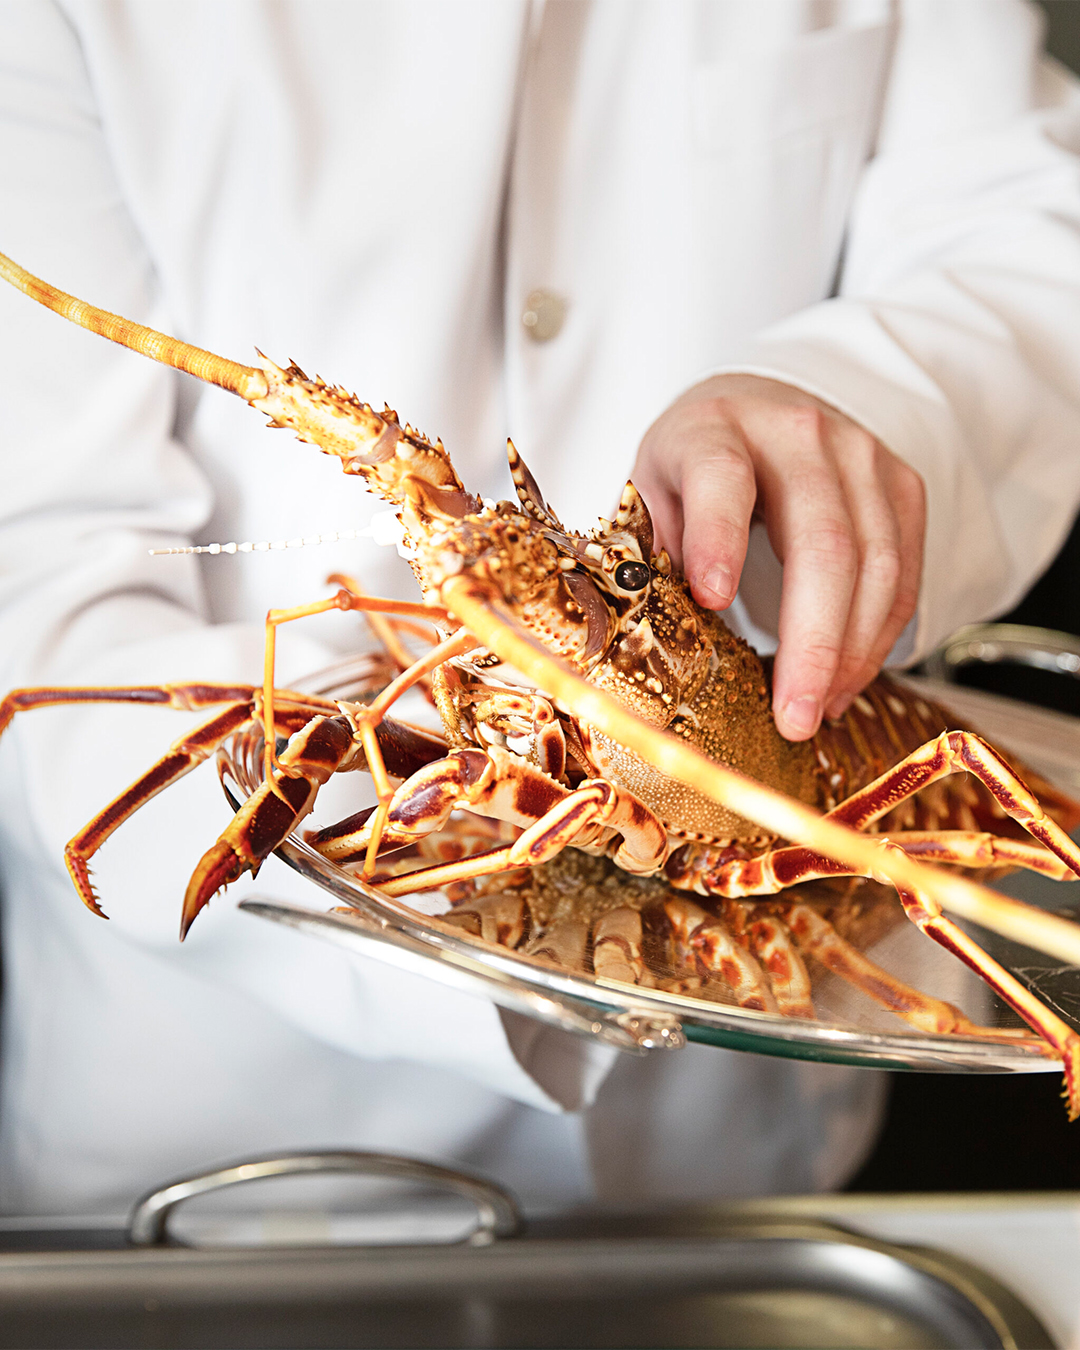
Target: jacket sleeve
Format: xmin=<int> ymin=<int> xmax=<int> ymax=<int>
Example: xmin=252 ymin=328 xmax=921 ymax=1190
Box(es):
xmin=0 ymin=1 xmax=615 ymax=1116
xmin=717 ymin=0 xmax=1080 ymax=660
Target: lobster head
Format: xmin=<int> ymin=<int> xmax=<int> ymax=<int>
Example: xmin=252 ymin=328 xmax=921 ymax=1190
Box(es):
xmin=400 ymin=441 xmax=653 ymax=667
xmin=245 ymin=359 xmax=713 ymax=717
xmin=405 ymin=443 xmax=713 ymax=725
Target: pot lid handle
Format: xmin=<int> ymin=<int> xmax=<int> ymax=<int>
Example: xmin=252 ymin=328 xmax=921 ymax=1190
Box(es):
xmin=128 ymin=1150 xmax=521 ymax=1248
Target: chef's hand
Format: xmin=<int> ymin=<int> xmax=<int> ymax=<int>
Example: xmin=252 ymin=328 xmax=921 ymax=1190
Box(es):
xmin=632 ymin=373 xmax=925 ymax=742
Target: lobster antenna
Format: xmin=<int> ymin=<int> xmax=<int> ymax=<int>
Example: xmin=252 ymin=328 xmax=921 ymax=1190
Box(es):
xmin=148 ymin=511 xmax=407 ymax=556
xmin=0 ymin=251 xmax=267 ymax=401
xmin=150 ymin=531 xmax=366 ymax=556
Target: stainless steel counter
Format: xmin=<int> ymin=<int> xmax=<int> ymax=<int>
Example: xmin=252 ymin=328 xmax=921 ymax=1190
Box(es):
xmin=791 ymin=1192 xmax=1080 ymax=1350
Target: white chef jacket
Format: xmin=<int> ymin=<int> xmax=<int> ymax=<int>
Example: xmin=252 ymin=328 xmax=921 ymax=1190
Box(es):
xmin=0 ymin=0 xmax=1078 ymax=1217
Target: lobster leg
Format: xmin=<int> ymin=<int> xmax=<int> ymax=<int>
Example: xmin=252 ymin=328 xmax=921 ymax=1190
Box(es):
xmin=183 ymin=713 xmax=359 ymax=936
xmin=180 ymin=708 xmax=452 ymax=937
xmin=327 ymin=572 xmax=441 ymax=680
xmin=873 ymin=831 xmax=1076 ymax=878
xmin=780 ymin=901 xmax=1036 ymax=1041
xmin=252 ymin=579 xmax=471 ymax=889
xmin=307 ymin=748 xmax=545 ymax=864
xmin=0 ymin=683 xmax=334 ymax=914
xmin=315 ymin=750 xmax=669 ymax=896
xmin=439 ymin=891 xmax=529 ymax=948
xmin=337 ymin=783 xmax=647 ymax=893
xmin=704 ymin=725 xmax=1080 ymax=897
xmin=0 ymin=682 xmax=275 ymax=735
xmin=593 ymin=907 xmax=650 ymax=984
xmin=702 ymin=826 xmax=1080 ymax=1107
xmin=706 ymin=830 xmax=1077 ymax=897
xmin=260 ymin=588 xmax=452 ymax=779
xmin=665 ymin=897 xmax=779 ymax=1012
xmin=726 ymin=902 xmax=816 ymax=1018
xmin=876 ymin=843 xmax=1080 ymax=1118
xmin=700 ymin=824 xmax=1080 ymax=1107
xmin=829 ymin=731 xmax=1080 ymax=877
xmin=344 ymin=627 xmax=477 ymax=878
xmin=65 ymin=699 xmax=321 ymax=916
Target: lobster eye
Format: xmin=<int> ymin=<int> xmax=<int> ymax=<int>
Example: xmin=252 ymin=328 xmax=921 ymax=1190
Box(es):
xmin=614 ymin=560 xmax=650 ymax=591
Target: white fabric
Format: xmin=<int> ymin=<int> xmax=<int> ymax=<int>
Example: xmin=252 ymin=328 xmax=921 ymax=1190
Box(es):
xmin=0 ymin=0 xmax=1077 ymax=1215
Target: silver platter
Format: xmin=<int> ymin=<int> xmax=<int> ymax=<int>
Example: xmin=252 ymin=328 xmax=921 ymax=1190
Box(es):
xmin=221 ymin=654 xmax=1080 ymax=1074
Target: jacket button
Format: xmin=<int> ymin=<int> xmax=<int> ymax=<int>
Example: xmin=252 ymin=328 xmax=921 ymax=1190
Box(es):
xmin=521 ymin=289 xmax=567 ymax=342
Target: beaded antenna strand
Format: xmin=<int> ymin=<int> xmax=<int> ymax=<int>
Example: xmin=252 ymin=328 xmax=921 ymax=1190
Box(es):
xmin=149 ymin=511 xmax=407 ymax=556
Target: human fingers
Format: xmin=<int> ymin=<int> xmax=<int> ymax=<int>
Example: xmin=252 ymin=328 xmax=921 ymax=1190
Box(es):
xmin=634 ymin=376 xmax=924 ymax=744
xmin=819 ymin=429 xmax=905 ymax=717
xmin=825 ymin=449 xmax=925 ymax=716
xmin=757 ymin=405 xmax=859 ymax=740
xmin=632 ymin=398 xmax=756 ymax=607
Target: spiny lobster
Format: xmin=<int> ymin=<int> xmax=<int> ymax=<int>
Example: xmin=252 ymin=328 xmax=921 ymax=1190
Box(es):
xmin=3 ymin=251 xmax=1080 ymax=1112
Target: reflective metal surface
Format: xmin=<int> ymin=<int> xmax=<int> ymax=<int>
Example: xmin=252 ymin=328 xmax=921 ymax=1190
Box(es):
xmin=239 ymin=895 xmax=685 ymax=1053
xmin=0 ymin=1208 xmax=1054 ymax=1348
xmin=924 ymin=623 xmax=1080 ymax=684
xmin=221 ymin=655 xmax=1080 ymax=1076
xmin=129 ymin=1151 xmax=520 ymax=1248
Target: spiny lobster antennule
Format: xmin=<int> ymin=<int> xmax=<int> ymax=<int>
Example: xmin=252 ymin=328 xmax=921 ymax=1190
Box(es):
xmin=0 ymin=251 xmax=475 ymax=521
xmin=0 ymin=251 xmax=268 ymax=401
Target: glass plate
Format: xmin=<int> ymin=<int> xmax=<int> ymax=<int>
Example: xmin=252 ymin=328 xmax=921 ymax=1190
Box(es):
xmin=220 ymin=654 xmax=1080 ymax=1074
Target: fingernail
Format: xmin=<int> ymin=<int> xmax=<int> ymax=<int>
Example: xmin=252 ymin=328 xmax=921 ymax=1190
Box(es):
xmin=698 ymin=566 xmax=734 ymax=608
xmin=825 ymin=693 xmax=853 ymax=720
xmin=781 ymin=696 xmax=821 ymax=739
